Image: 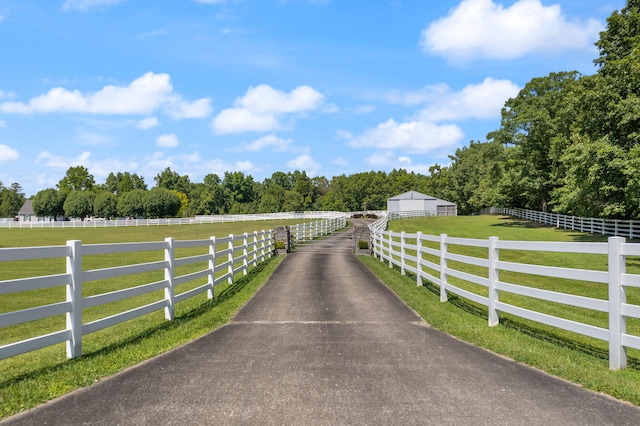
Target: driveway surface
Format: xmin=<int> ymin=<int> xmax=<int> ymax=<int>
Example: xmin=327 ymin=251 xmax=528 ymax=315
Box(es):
xmin=4 ymin=223 xmax=640 ymax=425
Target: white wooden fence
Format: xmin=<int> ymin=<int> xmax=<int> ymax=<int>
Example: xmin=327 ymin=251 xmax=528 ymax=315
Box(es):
xmin=1 ymin=211 xmax=347 ymax=229
xmin=0 ymin=230 xmax=274 ymax=360
xmin=369 ymin=217 xmax=640 ymax=370
xmin=291 ymin=216 xmax=348 ymax=243
xmin=482 ymin=207 xmax=640 ymax=239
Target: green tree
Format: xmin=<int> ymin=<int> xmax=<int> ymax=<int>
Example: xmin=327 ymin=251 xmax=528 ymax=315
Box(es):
xmin=144 ymin=188 xmax=181 ymax=218
xmin=488 ymin=71 xmax=580 ymax=211
xmin=0 ymin=182 xmax=26 ymax=218
xmin=63 ymin=190 xmax=95 ymax=219
xmin=32 ymin=188 xmax=66 ymax=219
xmin=154 ymin=167 xmax=191 ymax=195
xmin=94 ymin=191 xmax=118 ymax=218
xmin=117 ymin=189 xmax=146 ymax=218
xmin=58 ymin=166 xmax=95 ymax=193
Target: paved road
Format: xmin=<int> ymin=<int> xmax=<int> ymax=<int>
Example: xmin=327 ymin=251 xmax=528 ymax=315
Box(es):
xmin=4 ymin=224 xmax=640 ymax=425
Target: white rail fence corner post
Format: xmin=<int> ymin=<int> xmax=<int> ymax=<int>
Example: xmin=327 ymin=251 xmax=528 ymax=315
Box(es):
xmin=416 ymin=231 xmax=423 ymax=287
xmin=488 ymin=236 xmax=500 ymax=327
xmin=608 ymin=236 xmax=627 ymax=370
xmin=164 ymin=237 xmax=175 ymax=321
xmin=66 ymin=240 xmax=83 ymax=359
xmin=207 ymin=236 xmax=216 ymax=299
xmin=440 ymin=233 xmax=448 ymax=302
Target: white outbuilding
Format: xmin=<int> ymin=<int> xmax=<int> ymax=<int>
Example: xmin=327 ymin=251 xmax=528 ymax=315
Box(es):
xmin=387 ymin=191 xmax=457 ymax=216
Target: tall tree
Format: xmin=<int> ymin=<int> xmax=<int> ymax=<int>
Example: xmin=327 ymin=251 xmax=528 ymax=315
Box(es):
xmin=58 ymin=166 xmax=95 ymax=193
xmin=154 ymin=167 xmax=191 ymax=195
xmin=63 ymin=190 xmax=95 ymax=219
xmin=32 ymin=188 xmax=66 ymax=219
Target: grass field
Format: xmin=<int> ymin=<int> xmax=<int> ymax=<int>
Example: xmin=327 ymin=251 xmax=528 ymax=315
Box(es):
xmin=360 ymin=214 xmax=640 ymax=406
xmin=0 ymin=221 xmax=298 ymax=419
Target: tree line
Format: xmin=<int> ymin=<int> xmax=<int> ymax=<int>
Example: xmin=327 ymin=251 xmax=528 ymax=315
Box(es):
xmin=6 ymin=2 xmax=639 ymax=220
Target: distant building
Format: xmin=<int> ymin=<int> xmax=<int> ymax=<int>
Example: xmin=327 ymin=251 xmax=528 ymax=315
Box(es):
xmin=17 ymin=199 xmax=37 ymax=222
xmin=387 ymin=191 xmax=457 ymax=216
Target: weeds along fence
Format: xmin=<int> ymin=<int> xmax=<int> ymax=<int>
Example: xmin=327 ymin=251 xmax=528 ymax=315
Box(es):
xmin=0 ymin=211 xmax=347 ymax=229
xmin=369 ymin=218 xmax=640 ymax=370
xmin=0 ymin=230 xmax=274 ymax=361
xmin=482 ymin=207 xmax=640 ymax=239
xmin=291 ymin=216 xmax=348 ymax=243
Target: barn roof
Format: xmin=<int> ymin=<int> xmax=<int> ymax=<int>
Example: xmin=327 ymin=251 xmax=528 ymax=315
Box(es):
xmin=18 ymin=199 xmax=34 ymax=215
xmin=388 ymin=191 xmax=456 ymax=205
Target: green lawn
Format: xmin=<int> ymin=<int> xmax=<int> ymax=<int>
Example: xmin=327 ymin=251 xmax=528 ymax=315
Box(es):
xmin=0 ymin=221 xmax=297 ymax=419
xmin=361 ymin=214 xmax=640 ymax=405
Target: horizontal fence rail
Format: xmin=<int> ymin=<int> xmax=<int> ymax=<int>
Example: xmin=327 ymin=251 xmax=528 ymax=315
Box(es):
xmin=369 ymin=213 xmax=640 ymax=370
xmin=0 ymin=230 xmax=274 ymax=360
xmin=291 ymin=216 xmax=348 ymax=243
xmin=0 ymin=211 xmax=348 ymax=229
xmin=481 ymin=207 xmax=640 ymax=240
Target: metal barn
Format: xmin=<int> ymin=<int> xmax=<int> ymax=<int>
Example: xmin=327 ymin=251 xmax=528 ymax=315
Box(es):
xmin=387 ymin=191 xmax=457 ymax=216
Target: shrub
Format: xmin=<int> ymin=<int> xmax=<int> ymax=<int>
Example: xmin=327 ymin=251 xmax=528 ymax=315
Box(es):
xmin=275 ymin=241 xmax=286 ymax=250
xmin=358 ymin=240 xmax=369 ymax=249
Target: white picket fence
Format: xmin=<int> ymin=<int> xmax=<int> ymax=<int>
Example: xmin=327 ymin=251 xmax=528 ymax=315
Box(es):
xmin=482 ymin=207 xmax=640 ymax=239
xmin=369 ymin=218 xmax=640 ymax=370
xmin=1 ymin=211 xmax=347 ymax=229
xmin=0 ymin=230 xmax=274 ymax=360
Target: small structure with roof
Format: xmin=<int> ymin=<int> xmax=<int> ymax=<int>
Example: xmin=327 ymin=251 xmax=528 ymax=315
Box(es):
xmin=17 ymin=199 xmax=37 ymax=222
xmin=387 ymin=191 xmax=457 ymax=216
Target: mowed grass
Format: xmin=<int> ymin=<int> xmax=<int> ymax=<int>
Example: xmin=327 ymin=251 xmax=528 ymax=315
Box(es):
xmin=0 ymin=221 xmax=300 ymax=419
xmin=360 ymin=214 xmax=640 ymax=405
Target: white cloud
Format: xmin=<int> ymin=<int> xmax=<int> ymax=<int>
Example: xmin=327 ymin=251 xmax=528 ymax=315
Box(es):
xmin=62 ymin=0 xmax=124 ymax=11
xmin=0 ymin=144 xmax=19 ymax=162
xmin=0 ymin=72 xmax=212 ymax=119
xmin=136 ymin=116 xmax=160 ymax=129
xmin=287 ymin=154 xmax=321 ymax=176
xmin=363 ymin=152 xmax=433 ymax=174
xmin=348 ymin=119 xmax=464 ymax=154
xmin=76 ymin=129 xmax=113 ymax=147
xmin=212 ymin=84 xmax=324 ymax=134
xmin=418 ymin=77 xmax=519 ymax=122
xmin=156 ymin=133 xmax=180 ymax=148
xmin=421 ymin=0 xmax=602 ymax=61
xmin=243 ymin=134 xmax=293 ymax=152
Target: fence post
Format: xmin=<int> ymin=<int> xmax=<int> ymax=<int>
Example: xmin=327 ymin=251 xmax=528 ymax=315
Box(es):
xmin=440 ymin=234 xmax=448 ymax=302
xmin=228 ymin=234 xmax=234 ymax=284
xmin=488 ymin=236 xmax=499 ymax=326
xmin=608 ymin=236 xmax=627 ymax=370
xmin=400 ymin=231 xmax=406 ymax=275
xmin=243 ymin=232 xmax=249 ymax=275
xmin=388 ymin=231 xmax=393 ymax=268
xmin=416 ymin=232 xmax=423 ymax=286
xmin=207 ymin=236 xmax=216 ymax=299
xmin=164 ymin=237 xmax=175 ymax=320
xmin=66 ymin=240 xmax=83 ymax=359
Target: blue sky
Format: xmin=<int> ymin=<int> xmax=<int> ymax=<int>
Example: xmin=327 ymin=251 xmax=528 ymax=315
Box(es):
xmin=0 ymin=0 xmax=626 ymax=196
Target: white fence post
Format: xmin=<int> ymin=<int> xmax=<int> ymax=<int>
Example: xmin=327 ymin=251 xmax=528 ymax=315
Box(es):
xmin=243 ymin=232 xmax=249 ymax=275
xmin=66 ymin=240 xmax=83 ymax=359
xmin=207 ymin=236 xmax=216 ymax=299
xmin=388 ymin=231 xmax=393 ymax=268
xmin=608 ymin=236 xmax=627 ymax=370
xmin=488 ymin=236 xmax=499 ymax=327
xmin=164 ymin=237 xmax=175 ymax=321
xmin=228 ymin=234 xmax=234 ymax=284
xmin=416 ymin=232 xmax=423 ymax=286
xmin=400 ymin=231 xmax=406 ymax=276
xmin=440 ymin=234 xmax=448 ymax=302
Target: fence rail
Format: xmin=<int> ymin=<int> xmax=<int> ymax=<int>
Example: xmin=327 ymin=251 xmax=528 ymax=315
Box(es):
xmin=0 ymin=230 xmax=274 ymax=360
xmin=1 ymin=211 xmax=347 ymax=229
xmin=291 ymin=216 xmax=348 ymax=243
xmin=369 ymin=214 xmax=640 ymax=370
xmin=481 ymin=207 xmax=640 ymax=239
